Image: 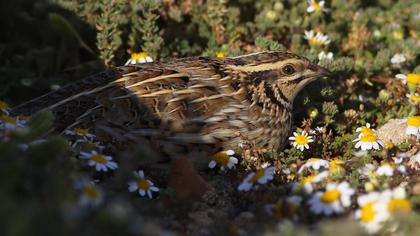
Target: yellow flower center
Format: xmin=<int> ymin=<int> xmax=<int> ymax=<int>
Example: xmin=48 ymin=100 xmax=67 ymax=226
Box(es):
xmin=360 ymin=127 xmax=375 ymax=136
xmin=406 ymin=116 xmax=420 ymax=127
xmin=73 ymin=128 xmax=90 ymax=135
xmin=309 ymin=38 xmax=321 ymax=46
xmin=250 ymin=169 xmax=265 ymax=184
xmin=83 ymin=185 xmax=99 ymax=199
xmin=300 ymin=174 xmax=317 ymax=184
xmin=136 ymin=179 xmax=151 ymax=190
xmin=385 ymin=142 xmax=394 ymax=149
xmin=131 ymin=52 xmax=148 ymax=60
xmin=295 ymin=135 xmax=308 ymax=145
xmin=213 ymin=151 xmax=230 ymax=165
xmin=0 ymin=115 xmax=17 ymax=124
xmin=91 ymin=154 xmax=108 ymax=164
xmin=0 ymin=100 xmax=9 ymax=110
xmin=216 ymin=52 xmax=225 ymax=58
xmin=361 ymin=202 xmax=376 ymax=223
xmin=311 ymin=2 xmax=321 ymax=11
xmin=360 ymin=134 xmax=378 ymax=142
xmin=330 ymin=159 xmax=345 ymax=174
xmin=320 ymin=190 xmax=341 ymax=204
xmin=406 ymin=73 xmax=420 ymax=84
xmin=409 ymin=94 xmax=420 ymax=102
xmin=393 ymin=31 xmax=404 ymax=40
xmin=388 ymin=199 xmax=411 ymax=215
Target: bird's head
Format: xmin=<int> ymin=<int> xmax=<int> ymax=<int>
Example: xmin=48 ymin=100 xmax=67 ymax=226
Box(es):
xmin=226 ymin=51 xmax=331 ymax=103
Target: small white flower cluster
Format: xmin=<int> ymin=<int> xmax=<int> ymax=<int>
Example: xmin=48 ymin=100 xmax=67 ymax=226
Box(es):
xmin=65 ymin=127 xmax=119 ymax=172
xmin=390 ymin=53 xmax=406 ymax=64
xmin=318 ymin=51 xmax=333 ymax=61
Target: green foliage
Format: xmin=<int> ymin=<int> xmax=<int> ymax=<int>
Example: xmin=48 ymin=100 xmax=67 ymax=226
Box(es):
xmin=255 ymin=36 xmax=286 ymax=51
xmin=96 ymin=0 xmax=124 ymax=66
xmin=129 ymin=0 xmax=163 ymax=56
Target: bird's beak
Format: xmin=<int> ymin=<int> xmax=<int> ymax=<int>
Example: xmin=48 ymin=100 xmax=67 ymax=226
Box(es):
xmin=315 ymin=65 xmax=332 ymax=77
xmin=305 ymin=64 xmax=332 ymax=80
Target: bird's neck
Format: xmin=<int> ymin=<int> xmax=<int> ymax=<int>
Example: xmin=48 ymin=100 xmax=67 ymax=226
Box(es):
xmin=247 ymin=81 xmax=293 ymax=114
xmin=244 ymin=81 xmax=293 ymax=150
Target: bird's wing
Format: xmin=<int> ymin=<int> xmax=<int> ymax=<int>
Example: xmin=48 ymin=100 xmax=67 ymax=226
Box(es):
xmin=11 ymin=60 xmax=244 ymax=147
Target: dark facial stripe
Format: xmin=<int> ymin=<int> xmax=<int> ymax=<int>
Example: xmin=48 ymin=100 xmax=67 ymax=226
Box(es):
xmin=263 ymin=83 xmax=287 ymax=109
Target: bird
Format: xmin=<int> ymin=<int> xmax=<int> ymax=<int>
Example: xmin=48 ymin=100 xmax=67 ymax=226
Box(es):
xmin=11 ymin=51 xmax=330 ymax=157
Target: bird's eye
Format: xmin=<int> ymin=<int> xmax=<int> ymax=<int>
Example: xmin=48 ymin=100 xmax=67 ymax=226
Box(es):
xmin=282 ymin=64 xmax=296 ymax=75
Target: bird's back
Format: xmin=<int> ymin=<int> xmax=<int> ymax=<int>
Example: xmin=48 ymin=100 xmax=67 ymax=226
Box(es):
xmin=11 ymin=56 xmax=258 ymax=152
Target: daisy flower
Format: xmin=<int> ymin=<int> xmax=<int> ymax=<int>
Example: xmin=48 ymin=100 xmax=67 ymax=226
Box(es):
xmin=208 ymin=150 xmax=238 ymax=171
xmin=382 ymin=187 xmax=411 ymax=216
xmin=309 ymin=181 xmax=354 ymax=215
xmin=79 ymin=151 xmax=118 ymax=172
xmin=266 ymin=195 xmax=302 ymax=221
xmin=355 ymin=123 xmax=376 ymax=137
xmin=355 ymin=192 xmax=389 ymax=234
xmin=376 ymin=163 xmax=394 ymax=177
xmin=298 ymin=158 xmax=329 ymax=173
xmin=0 ymin=100 xmax=10 ymax=115
xmin=396 ymin=73 xmax=420 ymax=86
xmin=353 ymin=130 xmax=384 ymax=151
xmin=125 ymin=52 xmax=153 ymax=65
xmin=405 ymin=116 xmax=420 ymax=139
xmin=0 ymin=115 xmax=25 ymax=130
xmin=297 ymin=171 xmax=329 ymax=193
xmin=76 ymin=179 xmax=103 ymax=207
xmin=390 ymin=53 xmax=406 ymax=64
xmin=64 ymin=127 xmax=96 ymax=140
xmin=238 ymin=166 xmax=275 ymax=191
xmin=393 ymin=31 xmax=404 ymax=40
xmin=306 ymin=0 xmax=327 ymax=13
xmin=318 ymin=51 xmax=333 ymax=61
xmin=289 ymin=131 xmax=314 ymax=151
xmin=406 ymin=93 xmax=420 ymax=103
xmin=128 ymin=170 xmax=159 ymax=199
xmin=304 ymin=30 xmax=331 ymax=46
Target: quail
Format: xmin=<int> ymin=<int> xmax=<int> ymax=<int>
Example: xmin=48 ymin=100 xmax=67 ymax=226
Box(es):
xmin=11 ymin=51 xmax=330 ymax=155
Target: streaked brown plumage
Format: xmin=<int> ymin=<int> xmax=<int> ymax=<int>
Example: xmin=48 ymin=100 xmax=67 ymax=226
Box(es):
xmin=11 ymin=51 xmax=329 ymax=156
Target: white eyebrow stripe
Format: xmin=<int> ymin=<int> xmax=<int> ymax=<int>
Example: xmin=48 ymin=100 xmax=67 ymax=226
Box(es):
xmin=226 ymin=59 xmax=302 ymax=72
